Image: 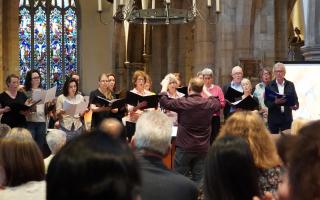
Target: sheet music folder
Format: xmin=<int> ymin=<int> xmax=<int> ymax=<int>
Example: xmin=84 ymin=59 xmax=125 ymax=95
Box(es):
xmin=95 ymin=96 xmax=126 ymax=109
xmin=265 ymin=88 xmax=295 ymax=106
xmin=176 ymin=87 xmax=188 ymax=96
xmin=9 ymin=99 xmax=41 ymax=111
xmin=225 ymin=87 xmax=243 ymax=102
xmin=231 ymin=96 xmax=259 ymax=111
xmin=126 ymin=91 xmax=160 ymax=109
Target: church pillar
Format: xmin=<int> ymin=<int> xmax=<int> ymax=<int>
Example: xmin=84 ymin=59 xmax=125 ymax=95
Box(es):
xmin=301 ymin=0 xmax=320 ymax=60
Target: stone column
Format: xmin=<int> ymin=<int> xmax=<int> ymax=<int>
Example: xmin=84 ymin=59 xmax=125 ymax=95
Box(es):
xmin=301 ymin=0 xmax=320 ymax=60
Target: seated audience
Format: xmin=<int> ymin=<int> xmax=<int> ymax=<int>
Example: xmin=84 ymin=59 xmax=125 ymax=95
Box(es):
xmin=219 ymin=111 xmax=281 ymax=194
xmin=132 ymin=111 xmax=198 ymax=200
xmin=44 ymin=129 xmax=67 ymax=173
xmin=204 ymin=135 xmax=260 ymax=200
xmin=99 ymin=118 xmax=126 ymax=140
xmin=0 ymin=128 xmax=45 ymax=199
xmin=0 ymin=124 xmax=11 ymax=138
xmin=46 ymin=131 xmax=141 ymax=200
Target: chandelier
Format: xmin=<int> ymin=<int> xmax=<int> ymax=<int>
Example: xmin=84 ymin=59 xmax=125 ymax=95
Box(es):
xmin=98 ymin=0 xmax=220 ymax=25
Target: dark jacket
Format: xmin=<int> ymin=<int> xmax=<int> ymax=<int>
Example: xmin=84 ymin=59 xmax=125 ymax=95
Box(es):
xmin=264 ymin=79 xmax=299 ymax=125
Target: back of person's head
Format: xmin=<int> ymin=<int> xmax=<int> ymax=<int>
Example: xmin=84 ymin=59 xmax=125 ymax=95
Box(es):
xmin=46 ymin=129 xmax=67 ymax=155
xmin=204 ymin=135 xmax=260 ymax=200
xmin=47 ymin=131 xmax=141 ymax=200
xmin=99 ymin=118 xmax=125 ymax=139
xmin=219 ymin=111 xmax=280 ymax=169
xmin=133 ymin=111 xmax=172 ymax=155
xmin=289 ymin=120 xmax=320 ymax=200
xmin=290 ymin=118 xmax=310 ymax=135
xmin=0 ymin=128 xmax=44 ymax=187
xmin=276 ymin=134 xmax=298 ymax=167
xmin=0 ymin=124 xmax=11 ymax=138
xmin=188 ymin=77 xmax=204 ymax=93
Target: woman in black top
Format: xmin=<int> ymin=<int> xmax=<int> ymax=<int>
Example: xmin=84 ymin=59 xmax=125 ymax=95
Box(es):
xmin=89 ymin=73 xmax=119 ymax=129
xmin=0 ymin=74 xmax=29 ymax=128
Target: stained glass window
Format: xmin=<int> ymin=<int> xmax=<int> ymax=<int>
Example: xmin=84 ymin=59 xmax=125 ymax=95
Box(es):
xmin=19 ymin=0 xmax=79 ymax=91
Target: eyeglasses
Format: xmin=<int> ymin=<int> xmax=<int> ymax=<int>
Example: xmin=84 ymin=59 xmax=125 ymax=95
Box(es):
xmin=32 ymin=76 xmax=40 ymax=79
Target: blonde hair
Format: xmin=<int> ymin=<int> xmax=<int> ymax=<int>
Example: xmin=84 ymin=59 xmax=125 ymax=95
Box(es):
xmin=218 ymin=111 xmax=280 ymax=169
xmin=291 ymin=118 xmax=310 ymax=135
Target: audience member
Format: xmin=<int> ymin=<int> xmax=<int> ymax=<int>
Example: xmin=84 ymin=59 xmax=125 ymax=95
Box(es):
xmin=265 ymin=62 xmax=299 ymax=134
xmin=160 ymin=77 xmax=220 ymax=185
xmin=201 ymin=67 xmax=225 ymax=143
xmin=0 ymin=124 xmax=11 ymax=138
xmin=0 ymin=128 xmax=45 ymax=199
xmin=223 ymin=66 xmax=244 ymax=119
xmin=219 ymin=111 xmax=281 ymax=194
xmin=99 ymin=117 xmax=126 ymax=140
xmin=47 ymin=132 xmax=141 ymax=200
xmin=44 ymin=129 xmax=67 ymax=173
xmin=132 ymin=111 xmax=198 ymax=200
xmin=204 ymin=135 xmax=260 ymax=200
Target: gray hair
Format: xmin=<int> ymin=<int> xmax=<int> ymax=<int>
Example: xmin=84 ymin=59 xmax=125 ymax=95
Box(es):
xmin=273 ymin=62 xmax=286 ymax=73
xmin=134 ymin=111 xmax=173 ymax=155
xmin=161 ymin=73 xmax=178 ymax=86
xmin=201 ymin=68 xmax=214 ymax=77
xmin=46 ymin=129 xmax=67 ymax=154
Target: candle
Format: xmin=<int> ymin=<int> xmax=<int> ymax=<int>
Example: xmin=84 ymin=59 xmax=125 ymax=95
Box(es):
xmin=119 ymin=0 xmax=124 ymax=5
xmin=216 ymin=0 xmax=220 ymax=12
xmin=141 ymin=0 xmax=148 ymax=9
xmin=207 ymin=0 xmax=211 ymax=7
xmin=166 ymin=0 xmax=170 ymax=4
xmin=113 ymin=0 xmax=117 ymax=15
xmin=98 ymin=0 xmax=102 ymax=12
xmin=152 ymin=0 xmax=155 ymax=9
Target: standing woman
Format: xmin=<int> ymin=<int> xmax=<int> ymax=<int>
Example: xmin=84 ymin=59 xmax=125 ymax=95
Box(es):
xmin=56 ymin=78 xmax=86 ymax=142
xmin=126 ymin=70 xmax=153 ymax=141
xmin=24 ymin=69 xmax=46 ymax=150
xmin=160 ymin=73 xmax=184 ymax=126
xmin=0 ymin=74 xmax=29 ymax=128
xmin=89 ymin=73 xmax=118 ymax=129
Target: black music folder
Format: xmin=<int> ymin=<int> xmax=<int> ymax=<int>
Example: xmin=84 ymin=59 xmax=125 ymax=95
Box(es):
xmin=95 ymin=96 xmax=126 ymax=109
xmin=126 ymin=91 xmax=160 ymax=109
xmin=231 ymin=96 xmax=259 ymax=111
xmin=9 ymin=99 xmax=41 ymax=112
xmin=265 ymin=87 xmax=295 ymax=106
xmin=176 ymin=86 xmax=188 ymax=96
xmin=225 ymin=87 xmax=243 ymax=102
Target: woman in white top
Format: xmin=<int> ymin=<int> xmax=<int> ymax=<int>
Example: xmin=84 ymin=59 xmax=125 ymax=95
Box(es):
xmin=56 ymin=78 xmax=86 ymax=142
xmin=126 ymin=70 xmax=153 ymax=141
xmin=0 ymin=128 xmax=45 ymax=200
xmin=24 ymin=69 xmax=47 ymax=152
xmin=160 ymin=73 xmax=184 ymax=126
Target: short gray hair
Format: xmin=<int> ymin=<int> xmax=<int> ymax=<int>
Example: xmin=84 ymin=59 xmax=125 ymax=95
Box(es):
xmin=46 ymin=129 xmax=66 ymax=154
xmin=134 ymin=111 xmax=173 ymax=155
xmin=273 ymin=62 xmax=286 ymax=73
xmin=201 ymin=68 xmax=214 ymax=77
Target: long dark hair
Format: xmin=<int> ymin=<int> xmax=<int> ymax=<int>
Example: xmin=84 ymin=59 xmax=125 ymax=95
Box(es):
xmin=47 ymin=132 xmax=141 ymax=200
xmin=24 ymin=69 xmax=42 ymax=91
xmin=204 ymin=135 xmax=260 ymax=200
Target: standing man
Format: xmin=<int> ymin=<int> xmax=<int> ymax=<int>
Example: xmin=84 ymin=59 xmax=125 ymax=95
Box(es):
xmin=265 ymin=62 xmax=299 ymax=134
xmin=159 ymin=77 xmax=220 ymax=185
xmin=222 ymin=66 xmax=244 ymax=119
xmin=201 ymin=68 xmax=225 ymax=144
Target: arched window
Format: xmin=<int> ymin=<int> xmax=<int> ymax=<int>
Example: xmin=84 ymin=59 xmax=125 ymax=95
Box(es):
xmin=19 ymin=0 xmax=79 ymax=91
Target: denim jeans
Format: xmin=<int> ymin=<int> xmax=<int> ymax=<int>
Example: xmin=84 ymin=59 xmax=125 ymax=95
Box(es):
xmin=174 ymin=147 xmax=206 ymax=186
xmin=27 ymin=122 xmax=47 ymax=150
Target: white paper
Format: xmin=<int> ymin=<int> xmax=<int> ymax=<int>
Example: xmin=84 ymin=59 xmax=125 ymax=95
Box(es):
xmin=171 ymin=126 xmax=178 ymax=137
xmin=63 ymin=100 xmax=88 ymax=116
xmin=43 ymin=86 xmax=57 ymax=103
xmin=32 ymin=89 xmax=43 ymax=102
